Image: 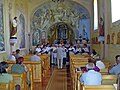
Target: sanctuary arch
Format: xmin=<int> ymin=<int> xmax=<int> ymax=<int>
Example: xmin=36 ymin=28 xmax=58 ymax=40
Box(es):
xmin=31 ymin=0 xmax=90 ymax=46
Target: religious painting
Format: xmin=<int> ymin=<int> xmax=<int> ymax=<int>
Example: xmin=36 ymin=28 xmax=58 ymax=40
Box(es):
xmin=19 ymin=14 xmax=25 ymax=48
xmin=32 ymin=29 xmax=41 ymax=46
xmin=57 ymin=23 xmax=67 ymax=39
xmin=0 ymin=2 xmax=5 ymax=51
xmin=79 ymin=19 xmax=90 ymax=44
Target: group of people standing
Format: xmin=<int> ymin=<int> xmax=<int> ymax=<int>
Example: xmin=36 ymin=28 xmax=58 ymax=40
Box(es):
xmin=34 ymin=43 xmax=90 ymax=69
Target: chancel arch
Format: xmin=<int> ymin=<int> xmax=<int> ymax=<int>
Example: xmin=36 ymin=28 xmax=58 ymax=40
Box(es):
xmin=47 ymin=22 xmax=75 ymax=44
xmin=31 ymin=0 xmax=90 ymax=45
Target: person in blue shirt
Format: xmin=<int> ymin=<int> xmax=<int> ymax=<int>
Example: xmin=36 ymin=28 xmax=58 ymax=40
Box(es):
xmin=80 ymin=63 xmax=102 ymax=85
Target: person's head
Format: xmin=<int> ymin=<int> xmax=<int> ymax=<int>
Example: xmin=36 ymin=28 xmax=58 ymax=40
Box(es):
xmin=16 ymin=57 xmax=24 ymax=64
xmin=88 ymin=57 xmax=96 ymax=65
xmin=33 ymin=51 xmax=39 ymax=55
xmin=12 ymin=51 xmax=16 ymax=56
xmin=0 ymin=61 xmax=9 ymax=74
xmin=86 ymin=63 xmax=95 ymax=71
xmin=16 ymin=49 xmax=20 ymax=54
xmin=14 ymin=17 xmax=17 ymax=20
xmin=115 ymin=55 xmax=120 ymax=64
xmin=36 ymin=44 xmax=40 ymax=48
xmin=83 ymin=44 xmax=87 ymax=47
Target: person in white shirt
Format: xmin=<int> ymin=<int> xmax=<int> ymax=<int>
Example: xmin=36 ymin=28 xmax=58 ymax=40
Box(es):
xmin=8 ymin=51 xmax=16 ymax=61
xmin=75 ymin=45 xmax=82 ymax=54
xmin=68 ymin=45 xmax=75 ymax=55
xmin=62 ymin=45 xmax=67 ymax=66
xmin=96 ymin=55 xmax=105 ymax=69
xmin=80 ymin=63 xmax=102 ymax=85
xmin=52 ymin=45 xmax=58 ymax=65
xmin=57 ymin=44 xmax=63 ymax=69
xmin=35 ymin=44 xmax=42 ymax=53
xmin=41 ymin=45 xmax=48 ymax=54
xmin=82 ymin=44 xmax=89 ymax=54
xmin=30 ymin=51 xmax=41 ymax=61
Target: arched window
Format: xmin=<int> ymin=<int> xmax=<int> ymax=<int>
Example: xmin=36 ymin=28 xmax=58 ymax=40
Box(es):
xmin=111 ymin=0 xmax=120 ymax=23
xmin=94 ymin=0 xmax=98 ymax=30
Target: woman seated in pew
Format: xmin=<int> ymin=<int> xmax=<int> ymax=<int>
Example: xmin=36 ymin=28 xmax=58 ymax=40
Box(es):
xmin=0 ymin=61 xmax=13 ymax=83
xmin=11 ymin=57 xmax=28 ymax=74
xmin=30 ymin=51 xmax=41 ymax=61
xmin=80 ymin=63 xmax=102 ymax=85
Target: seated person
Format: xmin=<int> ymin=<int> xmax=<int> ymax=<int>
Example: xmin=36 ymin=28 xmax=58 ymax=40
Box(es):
xmin=30 ymin=51 xmax=41 ymax=61
xmin=11 ymin=57 xmax=27 ymax=74
xmin=80 ymin=63 xmax=102 ymax=85
xmin=15 ymin=49 xmax=22 ymax=59
xmin=8 ymin=51 xmax=16 ymax=61
xmin=96 ymin=55 xmax=106 ymax=69
xmin=109 ymin=55 xmax=120 ymax=75
xmin=0 ymin=61 xmax=13 ymax=83
xmin=83 ymin=58 xmax=100 ymax=72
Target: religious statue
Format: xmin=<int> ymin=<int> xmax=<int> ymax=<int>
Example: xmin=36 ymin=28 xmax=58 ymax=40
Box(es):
xmin=99 ymin=17 xmax=104 ymax=36
xmin=10 ymin=17 xmax=17 ymax=37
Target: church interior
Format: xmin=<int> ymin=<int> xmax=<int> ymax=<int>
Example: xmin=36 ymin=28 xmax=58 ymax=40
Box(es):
xmin=0 ymin=0 xmax=120 ymax=90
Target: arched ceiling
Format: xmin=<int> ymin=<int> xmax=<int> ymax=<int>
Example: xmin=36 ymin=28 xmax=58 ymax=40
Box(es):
xmin=32 ymin=0 xmax=90 ymax=31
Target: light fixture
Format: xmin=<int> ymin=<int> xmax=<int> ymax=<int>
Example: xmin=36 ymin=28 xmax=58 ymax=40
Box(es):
xmin=52 ymin=0 xmax=64 ymax=3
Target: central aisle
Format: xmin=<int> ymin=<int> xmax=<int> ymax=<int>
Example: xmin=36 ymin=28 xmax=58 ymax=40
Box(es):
xmin=46 ymin=68 xmax=67 ymax=90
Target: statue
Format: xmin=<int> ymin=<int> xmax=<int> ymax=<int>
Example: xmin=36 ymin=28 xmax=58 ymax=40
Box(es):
xmin=10 ymin=17 xmax=17 ymax=37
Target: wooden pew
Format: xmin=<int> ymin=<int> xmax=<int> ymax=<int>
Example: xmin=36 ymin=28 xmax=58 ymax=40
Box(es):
xmin=82 ymin=85 xmax=116 ymax=90
xmin=102 ymin=75 xmax=117 ymax=85
xmin=0 ymin=81 xmax=14 ymax=90
xmin=6 ymin=60 xmax=42 ymax=82
xmin=12 ymin=72 xmax=28 ymax=90
xmin=100 ymin=68 xmax=108 ymax=75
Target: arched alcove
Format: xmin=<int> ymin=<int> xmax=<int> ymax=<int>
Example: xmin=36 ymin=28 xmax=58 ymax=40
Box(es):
xmin=31 ymin=0 xmax=90 ymax=45
xmin=19 ymin=14 xmax=25 ymax=48
xmin=48 ymin=22 xmax=75 ymax=44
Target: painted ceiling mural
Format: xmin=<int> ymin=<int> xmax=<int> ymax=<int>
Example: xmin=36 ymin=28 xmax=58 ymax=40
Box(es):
xmin=32 ymin=1 xmax=90 ymax=45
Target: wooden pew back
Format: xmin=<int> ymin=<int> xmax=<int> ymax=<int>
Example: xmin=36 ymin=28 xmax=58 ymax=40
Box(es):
xmin=82 ymin=85 xmax=116 ymax=90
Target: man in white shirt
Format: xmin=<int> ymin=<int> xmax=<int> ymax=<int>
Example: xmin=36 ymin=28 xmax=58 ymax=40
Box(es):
xmin=57 ymin=44 xmax=63 ymax=69
xmin=30 ymin=51 xmax=41 ymax=61
xmin=80 ymin=63 xmax=102 ymax=85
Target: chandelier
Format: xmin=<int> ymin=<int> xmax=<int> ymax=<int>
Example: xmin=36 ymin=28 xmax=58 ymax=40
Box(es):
xmin=52 ymin=0 xmax=64 ymax=3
